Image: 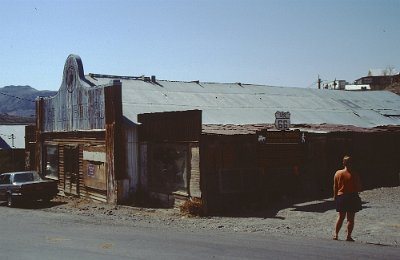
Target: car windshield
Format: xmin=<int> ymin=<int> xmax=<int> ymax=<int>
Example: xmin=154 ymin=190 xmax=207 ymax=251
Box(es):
xmin=13 ymin=172 xmax=41 ymax=183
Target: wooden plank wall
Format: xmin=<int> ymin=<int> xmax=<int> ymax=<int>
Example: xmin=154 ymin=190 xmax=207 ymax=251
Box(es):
xmin=35 ymin=55 xmax=129 ymax=204
xmin=40 ymin=55 xmax=106 ymax=133
xmin=189 ymin=146 xmax=201 ymax=198
xmin=42 ymin=132 xmax=106 ymax=201
xmin=104 ymin=83 xmax=123 ymax=204
xmin=58 ymin=144 xmax=65 ymax=193
xmin=138 ymin=110 xmax=201 ymax=142
xmin=200 ymin=134 xmax=259 ymax=213
xmin=138 ymin=110 xmax=202 ymax=204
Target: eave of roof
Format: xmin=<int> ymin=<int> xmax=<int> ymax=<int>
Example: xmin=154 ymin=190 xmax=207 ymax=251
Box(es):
xmin=202 ymin=124 xmax=400 ymax=135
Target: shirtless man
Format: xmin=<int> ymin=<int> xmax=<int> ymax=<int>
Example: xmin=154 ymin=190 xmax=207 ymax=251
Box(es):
xmin=333 ymin=155 xmax=362 ymax=241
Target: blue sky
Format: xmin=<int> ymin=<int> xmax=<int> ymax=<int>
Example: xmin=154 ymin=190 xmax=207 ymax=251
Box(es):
xmin=1 ymin=0 xmax=399 ymax=90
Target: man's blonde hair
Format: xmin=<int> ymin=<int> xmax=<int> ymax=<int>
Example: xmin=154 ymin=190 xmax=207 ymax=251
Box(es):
xmin=343 ymin=155 xmax=353 ymax=168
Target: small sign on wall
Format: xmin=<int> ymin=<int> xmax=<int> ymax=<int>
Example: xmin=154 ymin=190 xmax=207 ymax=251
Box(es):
xmin=87 ymin=163 xmax=96 ymax=177
xmin=83 ymin=160 xmax=106 ymax=191
xmin=275 ymin=111 xmax=291 ymax=130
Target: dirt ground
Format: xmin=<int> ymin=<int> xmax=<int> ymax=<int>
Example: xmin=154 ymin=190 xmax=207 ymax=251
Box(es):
xmin=43 ymin=186 xmax=400 ymax=247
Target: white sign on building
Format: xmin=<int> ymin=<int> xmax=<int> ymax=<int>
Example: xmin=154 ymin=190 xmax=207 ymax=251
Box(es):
xmin=275 ymin=111 xmax=291 ymax=130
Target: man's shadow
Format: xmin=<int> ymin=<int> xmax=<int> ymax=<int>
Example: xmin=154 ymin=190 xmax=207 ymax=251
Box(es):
xmin=291 ymin=199 xmax=369 ymax=213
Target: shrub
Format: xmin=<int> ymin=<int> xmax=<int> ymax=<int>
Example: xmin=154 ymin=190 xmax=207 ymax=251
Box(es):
xmin=180 ymin=198 xmax=205 ymax=216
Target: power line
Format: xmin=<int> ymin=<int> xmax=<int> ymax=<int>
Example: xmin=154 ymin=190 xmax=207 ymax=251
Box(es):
xmin=0 ymin=91 xmax=36 ymax=102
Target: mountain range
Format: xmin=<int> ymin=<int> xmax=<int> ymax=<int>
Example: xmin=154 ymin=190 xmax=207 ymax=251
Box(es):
xmin=0 ymin=85 xmax=56 ymax=124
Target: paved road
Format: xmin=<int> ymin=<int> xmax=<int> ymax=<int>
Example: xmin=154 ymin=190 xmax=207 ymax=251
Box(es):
xmin=0 ymin=206 xmax=398 ymax=260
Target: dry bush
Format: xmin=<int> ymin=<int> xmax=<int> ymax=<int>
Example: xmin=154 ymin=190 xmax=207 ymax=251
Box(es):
xmin=179 ymin=198 xmax=205 ymax=216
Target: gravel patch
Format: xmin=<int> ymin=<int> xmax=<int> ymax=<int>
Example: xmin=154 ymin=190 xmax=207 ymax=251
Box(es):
xmin=43 ymin=186 xmax=400 ymax=247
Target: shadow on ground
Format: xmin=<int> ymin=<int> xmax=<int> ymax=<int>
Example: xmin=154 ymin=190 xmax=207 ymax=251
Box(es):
xmin=0 ymin=200 xmax=67 ymax=209
xmin=291 ymin=199 xmax=336 ymax=213
xmin=293 ymin=200 xmax=370 ymax=213
xmin=209 ymin=197 xmax=370 ymax=218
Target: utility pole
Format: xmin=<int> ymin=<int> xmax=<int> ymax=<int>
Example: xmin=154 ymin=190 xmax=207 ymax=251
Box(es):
xmin=8 ymin=134 xmax=16 ymax=171
xmin=9 ymin=134 xmax=15 ymax=148
xmin=318 ymin=75 xmax=321 ymax=89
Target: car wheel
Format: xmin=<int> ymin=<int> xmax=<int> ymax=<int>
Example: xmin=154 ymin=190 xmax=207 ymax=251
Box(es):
xmin=7 ymin=194 xmax=14 ymax=207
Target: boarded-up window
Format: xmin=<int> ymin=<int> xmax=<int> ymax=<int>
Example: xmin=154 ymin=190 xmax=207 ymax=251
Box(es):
xmin=83 ymin=161 xmax=106 ymax=190
xmin=83 ymin=146 xmax=106 ymax=191
xmin=150 ymin=143 xmax=188 ymax=193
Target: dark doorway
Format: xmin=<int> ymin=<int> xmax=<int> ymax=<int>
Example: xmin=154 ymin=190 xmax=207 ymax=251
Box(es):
xmin=64 ymin=145 xmax=80 ymax=196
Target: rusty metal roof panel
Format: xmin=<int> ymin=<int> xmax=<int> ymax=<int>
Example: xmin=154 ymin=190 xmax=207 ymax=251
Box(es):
xmin=85 ymin=75 xmax=400 ymax=128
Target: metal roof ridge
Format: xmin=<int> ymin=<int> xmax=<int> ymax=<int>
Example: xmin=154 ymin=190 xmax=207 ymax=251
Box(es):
xmin=87 ymin=73 xmax=144 ymax=80
xmin=86 ymin=74 xmax=282 ymax=88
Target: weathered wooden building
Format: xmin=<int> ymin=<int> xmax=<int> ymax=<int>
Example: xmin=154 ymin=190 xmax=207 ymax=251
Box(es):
xmin=355 ymin=73 xmax=400 ymax=90
xmin=137 ymin=110 xmax=202 ymax=206
xmin=138 ymin=111 xmax=400 ymax=213
xmin=0 ymin=124 xmax=28 ymax=173
xmin=34 ymin=56 xmax=126 ymax=203
xmin=32 ymin=54 xmax=400 ymax=211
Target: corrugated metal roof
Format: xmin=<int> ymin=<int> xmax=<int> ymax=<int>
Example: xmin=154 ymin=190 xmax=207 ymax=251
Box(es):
xmin=85 ymin=75 xmax=400 ymax=128
xmin=0 ymin=125 xmax=26 ymax=149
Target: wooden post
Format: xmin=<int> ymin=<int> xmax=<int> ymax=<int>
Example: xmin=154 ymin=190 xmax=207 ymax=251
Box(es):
xmin=104 ymin=80 xmax=123 ymax=205
xmin=35 ymin=98 xmax=44 ymax=175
